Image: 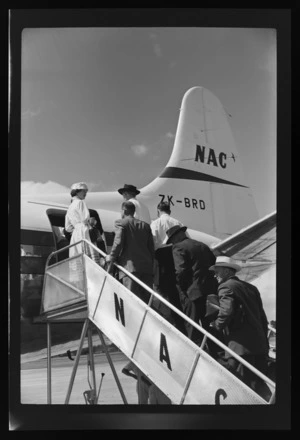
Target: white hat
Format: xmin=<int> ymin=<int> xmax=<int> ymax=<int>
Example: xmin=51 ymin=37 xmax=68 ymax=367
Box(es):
xmin=209 ymin=256 xmax=241 ymax=272
xmin=71 ymin=182 xmax=88 ymax=191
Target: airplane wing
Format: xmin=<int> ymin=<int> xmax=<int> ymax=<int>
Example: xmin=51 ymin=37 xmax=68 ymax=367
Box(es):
xmin=211 ymin=211 xmax=276 ymax=322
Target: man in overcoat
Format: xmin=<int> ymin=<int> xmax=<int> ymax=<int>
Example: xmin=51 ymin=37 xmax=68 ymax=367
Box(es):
xmin=209 ymin=255 xmax=270 ymax=398
xmin=105 ymin=200 xmax=154 ymax=303
xmin=105 ymin=200 xmax=154 ymax=403
xmin=165 ymin=225 xmax=217 ymax=345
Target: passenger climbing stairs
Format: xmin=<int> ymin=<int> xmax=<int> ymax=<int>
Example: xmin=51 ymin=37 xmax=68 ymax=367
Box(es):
xmin=41 ymin=240 xmax=276 ymax=405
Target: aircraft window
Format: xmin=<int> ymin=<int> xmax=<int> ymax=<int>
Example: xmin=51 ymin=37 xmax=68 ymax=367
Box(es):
xmin=21 ymin=255 xmax=49 ymax=275
xmin=21 ymin=230 xmax=55 ymax=247
xmin=20 ymin=274 xmax=44 ymax=318
xmin=20 ymin=273 xmax=43 ymax=287
xmin=21 ymin=244 xmax=55 ymax=257
xmin=20 ymin=232 xmax=55 ymax=319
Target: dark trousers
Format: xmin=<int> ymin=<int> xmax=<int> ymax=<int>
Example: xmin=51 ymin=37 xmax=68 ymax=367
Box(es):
xmin=151 ymin=285 xmax=174 ymax=323
xmin=120 ymin=272 xmax=153 ymax=403
xmin=149 ymin=384 xmax=172 ymax=404
xmin=180 ymin=296 xmax=206 ymax=346
xmin=218 ymin=353 xmax=271 ymax=401
xmin=151 ymin=285 xmax=187 ymax=338
xmin=120 ymin=272 xmax=153 ymax=304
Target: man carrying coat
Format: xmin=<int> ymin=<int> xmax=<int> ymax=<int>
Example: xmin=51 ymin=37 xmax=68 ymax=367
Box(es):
xmin=165 ymin=225 xmax=217 ymax=346
xmin=208 ymin=255 xmax=270 ymax=398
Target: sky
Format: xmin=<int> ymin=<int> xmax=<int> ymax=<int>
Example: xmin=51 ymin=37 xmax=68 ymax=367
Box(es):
xmin=20 ymin=26 xmax=276 ymax=217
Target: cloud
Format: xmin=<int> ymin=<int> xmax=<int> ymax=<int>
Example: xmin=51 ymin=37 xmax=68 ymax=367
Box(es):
xmin=21 ymin=180 xmax=69 ymax=196
xmin=129 ymin=133 xmax=174 ymax=160
xmin=152 ymin=154 xmax=160 ymax=161
xmin=21 ymin=180 xmax=108 ymax=195
xmin=21 ymin=108 xmax=41 ymax=119
xmin=130 ymin=144 xmax=149 ymax=157
xmin=165 ymin=132 xmax=175 ymax=139
xmin=85 ymin=181 xmax=105 ymax=191
xmin=156 ymin=132 xmax=175 ymax=150
xmin=149 ymin=33 xmax=163 ymax=58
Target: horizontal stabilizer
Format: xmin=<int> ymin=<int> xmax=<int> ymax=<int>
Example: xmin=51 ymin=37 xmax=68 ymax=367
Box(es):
xmin=212 ymin=211 xmax=276 ymax=321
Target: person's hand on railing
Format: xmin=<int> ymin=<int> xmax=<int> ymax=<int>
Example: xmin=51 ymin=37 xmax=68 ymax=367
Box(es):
xmin=99 ymin=257 xmax=106 ymax=268
xmin=105 ymin=255 xmax=111 ymax=262
xmin=104 ymin=255 xmax=114 ymax=274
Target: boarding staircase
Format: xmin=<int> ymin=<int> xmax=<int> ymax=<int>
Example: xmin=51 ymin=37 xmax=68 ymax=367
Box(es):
xmin=40 ymin=240 xmax=276 ymax=405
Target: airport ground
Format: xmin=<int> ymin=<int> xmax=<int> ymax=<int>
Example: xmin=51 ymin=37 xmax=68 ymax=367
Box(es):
xmin=21 ymin=351 xmax=139 ymax=405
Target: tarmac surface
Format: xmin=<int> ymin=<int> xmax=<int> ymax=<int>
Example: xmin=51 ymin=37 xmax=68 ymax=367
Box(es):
xmin=21 ymin=351 xmax=139 ymax=405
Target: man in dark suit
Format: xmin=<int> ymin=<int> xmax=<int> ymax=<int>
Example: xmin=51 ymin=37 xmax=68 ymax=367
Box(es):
xmin=165 ymin=225 xmax=217 ymax=346
xmin=105 ymin=200 xmax=154 ymax=303
xmin=209 ymin=256 xmax=270 ymax=398
xmin=105 ymin=200 xmax=154 ymax=403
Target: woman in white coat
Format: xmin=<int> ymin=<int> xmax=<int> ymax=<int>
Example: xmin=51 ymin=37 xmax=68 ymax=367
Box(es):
xmin=65 ymin=182 xmax=91 ymax=258
xmin=65 ymin=182 xmax=101 ymax=285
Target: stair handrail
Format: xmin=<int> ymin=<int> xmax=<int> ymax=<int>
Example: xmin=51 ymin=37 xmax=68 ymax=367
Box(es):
xmin=44 ymin=239 xmax=276 ymax=390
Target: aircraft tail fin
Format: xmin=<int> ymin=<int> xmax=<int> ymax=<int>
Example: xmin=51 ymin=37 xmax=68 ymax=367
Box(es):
xmin=141 ymin=87 xmax=258 ymax=238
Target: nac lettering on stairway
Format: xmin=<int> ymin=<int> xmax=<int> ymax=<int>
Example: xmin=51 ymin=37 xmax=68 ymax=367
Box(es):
xmin=114 ymin=292 xmax=125 ymax=327
xmin=159 ymin=333 xmax=172 ymax=371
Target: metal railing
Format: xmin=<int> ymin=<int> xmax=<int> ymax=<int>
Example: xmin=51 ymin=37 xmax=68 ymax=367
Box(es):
xmin=44 ymin=238 xmax=276 ymax=399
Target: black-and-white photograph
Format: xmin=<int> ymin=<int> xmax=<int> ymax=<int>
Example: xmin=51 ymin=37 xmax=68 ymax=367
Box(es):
xmin=9 ymin=8 xmax=291 ymax=430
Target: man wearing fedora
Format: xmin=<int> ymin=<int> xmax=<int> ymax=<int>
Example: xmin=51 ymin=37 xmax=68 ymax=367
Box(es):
xmin=165 ymin=225 xmax=217 ymax=346
xmin=117 ymin=184 xmax=151 ymax=225
xmin=209 ymin=256 xmax=270 ymax=398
